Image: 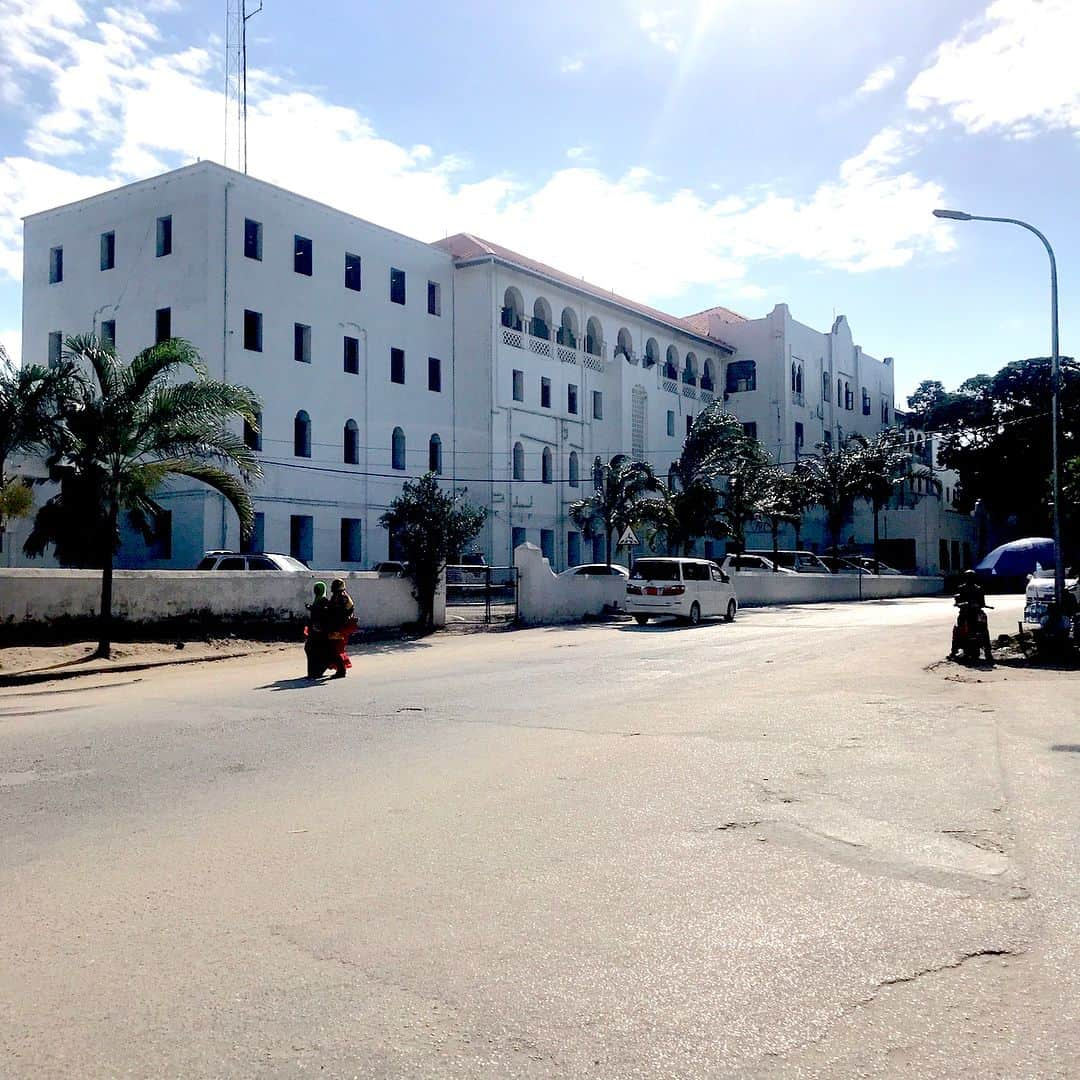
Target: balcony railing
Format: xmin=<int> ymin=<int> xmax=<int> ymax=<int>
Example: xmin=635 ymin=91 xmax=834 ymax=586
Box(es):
xmin=792 ymin=391 xmax=805 ymax=406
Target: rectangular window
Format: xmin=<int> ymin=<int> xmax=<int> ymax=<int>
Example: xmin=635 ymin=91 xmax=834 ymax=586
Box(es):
xmin=100 ymin=320 xmax=116 ymax=350
xmin=512 ymin=369 xmax=524 ymax=402
xmin=390 ymin=347 xmax=405 ymax=384
xmin=512 ymin=527 xmax=527 ymax=553
xmin=294 ymin=234 xmax=312 ymax=276
xmin=540 ymin=529 xmax=555 ymax=564
xmin=742 ymin=421 xmax=757 ymax=440
xmin=427 ymin=280 xmax=441 ymax=315
xmin=343 ymin=335 xmax=359 ymax=375
xmin=345 ymin=252 xmax=362 ymax=291
xmin=48 ymin=331 xmax=63 ymax=367
xmin=541 ymin=377 xmax=551 ymax=409
xmin=667 ymin=410 xmax=675 ymax=437
xmin=244 ymin=218 xmax=262 ymax=260
xmin=243 ymin=411 xmax=262 ymax=451
xmin=592 ymin=390 xmax=603 ymax=420
xmin=156 ymin=215 xmax=172 ymax=257
xmin=49 ymin=246 xmax=63 ymax=284
xmin=823 ymin=430 xmax=833 ymax=449
xmin=155 ymin=307 xmax=171 ymax=344
xmin=340 ymin=518 xmax=362 ymax=563
xmin=294 ymin=323 xmax=311 ymax=364
xmin=567 ymin=531 xmax=581 ymax=568
xmin=795 ymin=421 xmax=804 ymax=457
xmin=726 ymin=360 xmax=756 ymax=393
xmin=290 ymin=514 xmax=314 ymax=564
xmin=390 ymin=267 xmax=406 ymax=304
xmin=686 ymin=413 xmax=693 ymax=436
xmin=240 ymin=512 xmax=265 ymax=554
xmin=428 ymin=356 xmax=441 ymax=392
xmin=567 ymin=383 xmax=579 ymax=415
xmin=243 ymin=309 xmax=263 ymax=352
xmin=100 ymin=231 xmax=115 ymax=271
xmin=149 ymin=510 xmax=172 ymax=561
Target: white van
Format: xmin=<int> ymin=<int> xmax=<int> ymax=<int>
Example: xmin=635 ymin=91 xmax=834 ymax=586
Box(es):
xmin=626 ymin=557 xmax=738 ymax=626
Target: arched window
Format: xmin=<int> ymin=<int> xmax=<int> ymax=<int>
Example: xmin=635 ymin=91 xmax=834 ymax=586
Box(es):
xmin=428 ymin=433 xmax=442 ymax=474
xmin=512 ymin=441 xmax=524 ymax=481
xmin=568 ymin=451 xmax=580 ymax=487
xmin=532 ymin=298 xmax=552 ymax=339
xmin=643 ymin=338 xmax=659 ymax=369
xmin=616 ymin=327 xmax=634 ymax=362
xmin=541 ymin=447 xmax=553 ymax=484
xmin=701 ymin=360 xmax=714 ymax=392
xmin=683 ymin=352 xmax=698 ymax=385
xmin=294 ymin=410 xmax=311 ymax=458
xmin=585 ymin=316 xmax=603 ymax=356
xmin=558 ymin=307 xmax=579 ymax=348
xmin=391 ymin=426 xmax=406 ymax=471
xmin=343 ymin=418 xmax=359 ymax=465
xmin=664 ymin=345 xmax=679 ymax=381
xmin=501 ymin=287 xmax=524 ymax=330
xmin=823 ymin=371 xmax=831 ymax=402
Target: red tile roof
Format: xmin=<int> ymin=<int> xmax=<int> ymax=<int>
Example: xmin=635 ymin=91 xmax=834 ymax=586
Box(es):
xmin=435 ymin=233 xmax=734 ymax=354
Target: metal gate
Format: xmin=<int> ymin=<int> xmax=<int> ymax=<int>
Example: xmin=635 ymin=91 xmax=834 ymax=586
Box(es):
xmin=445 ymin=565 xmax=518 ymax=625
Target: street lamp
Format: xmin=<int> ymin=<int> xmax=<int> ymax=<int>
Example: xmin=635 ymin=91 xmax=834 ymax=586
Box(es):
xmin=932 ymin=208 xmax=1065 ymax=621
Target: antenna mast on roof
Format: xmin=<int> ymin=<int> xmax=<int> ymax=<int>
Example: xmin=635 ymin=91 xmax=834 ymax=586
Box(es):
xmin=225 ymin=0 xmax=263 ymax=173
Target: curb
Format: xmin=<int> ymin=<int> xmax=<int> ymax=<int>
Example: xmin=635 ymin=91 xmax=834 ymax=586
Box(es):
xmin=0 ymin=648 xmax=267 ymax=689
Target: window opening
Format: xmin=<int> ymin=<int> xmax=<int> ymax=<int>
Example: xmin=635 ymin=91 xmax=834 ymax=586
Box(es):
xmin=343 ymin=335 xmax=359 ymax=374
xmin=49 ymin=246 xmax=63 ymax=283
xmin=244 ymin=218 xmax=262 ymax=260
xmin=243 ymin=310 xmax=263 ymax=352
xmin=294 ymin=323 xmax=311 ymax=364
xmin=156 ymin=215 xmax=172 ymax=257
xmin=390 ymin=267 xmax=406 ymax=304
xmin=294 ymin=235 xmax=312 ymax=275
xmin=392 ymin=427 xmax=406 ymax=470
xmin=100 ymin=231 xmax=115 ymax=271
xmin=344 ymin=252 xmax=362 ymax=291
xmin=390 ymin=347 xmax=405 ymax=384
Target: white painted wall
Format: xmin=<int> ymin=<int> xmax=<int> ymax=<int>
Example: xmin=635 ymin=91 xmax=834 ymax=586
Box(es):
xmin=0 ymin=569 xmax=442 ymax=629
xmin=514 ymin=543 xmax=624 ymax=625
xmin=730 ymin=572 xmax=943 ymax=606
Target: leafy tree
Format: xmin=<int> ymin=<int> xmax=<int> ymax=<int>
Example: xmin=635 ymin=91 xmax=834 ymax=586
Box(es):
xmin=796 ymin=442 xmax=866 ymax=558
xmin=24 ymin=334 xmax=261 ymax=658
xmin=755 ymin=465 xmax=805 ymax=568
xmin=0 ymin=347 xmax=76 ymax=549
xmin=379 ymin=472 xmax=486 ymax=632
xmin=721 ymin=437 xmax=773 ymax=566
xmin=569 ymin=454 xmax=662 ymax=567
xmin=654 ymin=405 xmax=748 ymax=555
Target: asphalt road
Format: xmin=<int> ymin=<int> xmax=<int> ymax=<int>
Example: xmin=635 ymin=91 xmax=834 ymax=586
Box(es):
xmin=2 ymin=596 xmax=1077 ymax=1078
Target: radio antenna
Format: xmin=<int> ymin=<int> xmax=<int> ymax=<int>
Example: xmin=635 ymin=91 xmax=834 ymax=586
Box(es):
xmin=225 ymin=0 xmax=263 ymax=172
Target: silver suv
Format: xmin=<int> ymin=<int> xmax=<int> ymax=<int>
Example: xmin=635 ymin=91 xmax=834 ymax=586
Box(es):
xmin=195 ymin=551 xmax=309 ymax=571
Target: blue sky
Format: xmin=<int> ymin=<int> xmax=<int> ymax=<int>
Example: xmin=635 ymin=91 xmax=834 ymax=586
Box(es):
xmin=1 ymin=0 xmax=1077 ymax=403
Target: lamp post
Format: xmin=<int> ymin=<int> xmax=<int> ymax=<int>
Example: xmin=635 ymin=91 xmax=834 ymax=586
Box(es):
xmin=932 ymin=208 xmax=1065 ymax=620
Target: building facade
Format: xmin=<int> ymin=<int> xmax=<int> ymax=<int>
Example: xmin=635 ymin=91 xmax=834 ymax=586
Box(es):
xmin=14 ymin=160 xmax=969 ymax=574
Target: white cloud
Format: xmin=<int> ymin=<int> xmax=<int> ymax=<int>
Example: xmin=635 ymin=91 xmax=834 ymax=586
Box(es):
xmin=856 ymin=62 xmax=898 ymax=97
xmin=0 ymin=328 xmax=21 ymax=367
xmin=0 ymin=1 xmax=956 ymax=310
xmin=560 ymin=57 xmax=584 ymax=74
xmin=907 ymin=0 xmax=1080 ymax=138
xmin=637 ymin=7 xmax=681 ymax=53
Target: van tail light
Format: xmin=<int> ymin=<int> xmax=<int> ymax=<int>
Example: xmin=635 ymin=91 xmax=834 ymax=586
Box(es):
xmin=662 ymin=585 xmax=685 ymax=596
xmin=626 ymin=584 xmax=642 ymax=595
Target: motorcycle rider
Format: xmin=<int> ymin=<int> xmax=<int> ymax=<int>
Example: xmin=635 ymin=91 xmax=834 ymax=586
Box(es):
xmin=950 ymin=569 xmax=991 ymax=660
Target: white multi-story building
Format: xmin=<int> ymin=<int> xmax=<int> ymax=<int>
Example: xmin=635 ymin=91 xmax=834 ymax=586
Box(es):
xmin=15 ymin=160 xmax=970 ymax=574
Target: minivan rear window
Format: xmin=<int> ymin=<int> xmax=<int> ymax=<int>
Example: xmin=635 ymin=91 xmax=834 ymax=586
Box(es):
xmin=630 ymin=559 xmax=681 ymax=581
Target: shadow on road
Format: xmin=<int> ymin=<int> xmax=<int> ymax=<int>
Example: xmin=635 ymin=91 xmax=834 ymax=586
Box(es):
xmin=1051 ymin=744 xmax=1080 ymax=753
xmin=256 ymin=676 xmax=332 ymax=691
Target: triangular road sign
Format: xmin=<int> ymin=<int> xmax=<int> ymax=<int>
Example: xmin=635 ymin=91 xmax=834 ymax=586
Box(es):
xmin=618 ymin=526 xmax=639 ymax=547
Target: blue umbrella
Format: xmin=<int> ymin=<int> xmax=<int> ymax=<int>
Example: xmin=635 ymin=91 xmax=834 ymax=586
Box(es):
xmin=975 ymin=537 xmax=1054 ymax=577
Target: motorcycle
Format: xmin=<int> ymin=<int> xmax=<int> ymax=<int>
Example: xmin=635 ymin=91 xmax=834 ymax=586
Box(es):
xmin=951 ymin=600 xmax=993 ymax=662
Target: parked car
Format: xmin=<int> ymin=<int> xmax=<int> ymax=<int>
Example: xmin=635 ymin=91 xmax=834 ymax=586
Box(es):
xmin=845 ymin=555 xmax=903 ymax=575
xmin=558 ymin=563 xmax=630 ymax=578
xmin=195 ymin=551 xmax=309 ymax=571
xmin=819 ymin=555 xmax=871 ymax=576
xmin=1022 ymin=568 xmax=1080 ymax=632
xmin=745 ymin=549 xmax=831 ymax=574
xmin=715 ymin=553 xmax=796 ymax=575
xmin=626 ymin=556 xmax=737 ymax=626
xmin=447 ymin=552 xmax=488 ymax=585
xmin=372 ymin=560 xmax=410 ymax=576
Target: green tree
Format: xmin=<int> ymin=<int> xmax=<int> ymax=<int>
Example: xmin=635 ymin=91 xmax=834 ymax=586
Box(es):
xmin=655 ymin=405 xmax=749 ymax=555
xmin=25 ymin=334 xmax=261 ymax=658
xmin=379 ymin=472 xmax=487 ymax=632
xmin=721 ymin=437 xmax=773 ymax=567
xmin=797 ymin=442 xmax=866 ymax=558
xmin=569 ymin=455 xmax=662 ymax=567
xmin=755 ymin=465 xmax=805 ymax=568
xmin=0 ymin=346 xmax=75 ymax=550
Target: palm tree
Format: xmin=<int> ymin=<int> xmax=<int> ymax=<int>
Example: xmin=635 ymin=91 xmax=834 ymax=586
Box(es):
xmin=755 ymin=466 xmax=803 ymax=568
xmin=797 ymin=442 xmax=865 ymax=559
xmin=720 ymin=437 xmax=773 ymax=568
xmin=25 ymin=334 xmax=262 ymax=657
xmin=569 ymin=454 xmax=662 ymax=567
xmin=0 ymin=346 xmax=75 ymax=551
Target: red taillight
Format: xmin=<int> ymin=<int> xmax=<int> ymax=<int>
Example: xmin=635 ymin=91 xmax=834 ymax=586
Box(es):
xmin=627 ymin=584 xmax=642 ymax=595
xmin=661 ymin=585 xmax=685 ymax=596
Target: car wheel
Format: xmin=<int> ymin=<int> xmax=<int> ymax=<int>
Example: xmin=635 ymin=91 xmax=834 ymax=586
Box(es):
xmin=687 ymin=602 xmax=701 ymax=626
xmin=634 ymin=615 xmax=650 ymax=625
xmin=725 ymin=599 xmax=737 ymax=623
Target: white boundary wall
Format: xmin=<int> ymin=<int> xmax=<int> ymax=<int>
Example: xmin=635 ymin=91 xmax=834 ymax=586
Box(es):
xmin=514 ymin=544 xmax=942 ymax=625
xmin=0 ymin=570 xmax=443 ymax=630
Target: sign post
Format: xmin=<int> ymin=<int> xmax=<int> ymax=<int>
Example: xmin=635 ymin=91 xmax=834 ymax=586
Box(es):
xmin=617 ymin=526 xmax=639 ymax=572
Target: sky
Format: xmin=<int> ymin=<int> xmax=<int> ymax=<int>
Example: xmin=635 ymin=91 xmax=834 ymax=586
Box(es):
xmin=0 ymin=0 xmax=1077 ymax=403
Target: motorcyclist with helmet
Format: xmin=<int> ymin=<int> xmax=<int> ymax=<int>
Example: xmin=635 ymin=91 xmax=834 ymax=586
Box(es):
xmin=950 ymin=569 xmax=992 ymax=661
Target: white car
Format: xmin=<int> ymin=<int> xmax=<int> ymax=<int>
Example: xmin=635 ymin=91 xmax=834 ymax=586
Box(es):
xmin=558 ymin=563 xmax=630 ymax=578
xmin=626 ymin=556 xmax=738 ymax=626
xmin=1023 ymin=569 xmax=1079 ymax=631
xmin=195 ymin=551 xmax=309 ymax=571
xmin=715 ymin=553 xmax=796 ymax=575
